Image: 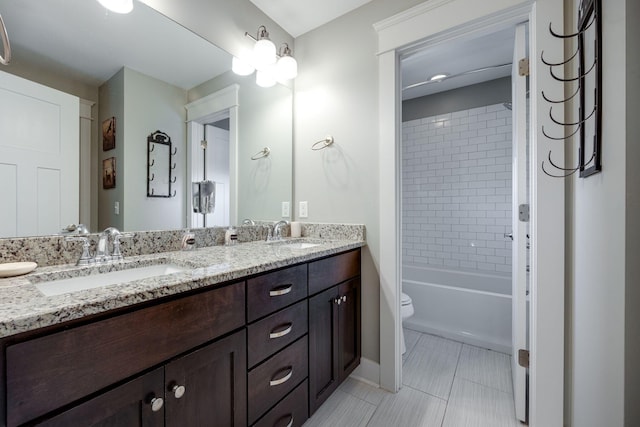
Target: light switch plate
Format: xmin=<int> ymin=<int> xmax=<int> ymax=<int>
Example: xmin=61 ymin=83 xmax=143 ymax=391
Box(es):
xmin=114 ymin=201 xmax=120 ymax=215
xmin=282 ymin=201 xmax=290 ymax=217
xmin=299 ymin=201 xmax=308 ymax=218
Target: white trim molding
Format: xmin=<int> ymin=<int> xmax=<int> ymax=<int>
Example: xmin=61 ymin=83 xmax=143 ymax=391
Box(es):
xmin=375 ymin=0 xmax=565 ymax=425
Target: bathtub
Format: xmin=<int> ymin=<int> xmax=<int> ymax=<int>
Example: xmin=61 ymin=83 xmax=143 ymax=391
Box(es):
xmin=402 ymin=264 xmax=512 ymax=354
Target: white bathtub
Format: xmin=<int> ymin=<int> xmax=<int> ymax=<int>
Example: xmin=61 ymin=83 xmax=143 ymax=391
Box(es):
xmin=402 ymin=264 xmax=512 ymax=354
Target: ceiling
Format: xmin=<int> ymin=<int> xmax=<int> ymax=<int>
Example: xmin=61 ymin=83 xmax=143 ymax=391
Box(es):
xmin=247 ymin=0 xmax=516 ymax=100
xmin=0 ymin=0 xmax=231 ymax=89
xmin=249 ymin=0 xmax=373 ymax=38
xmin=401 ymin=27 xmax=516 ymax=100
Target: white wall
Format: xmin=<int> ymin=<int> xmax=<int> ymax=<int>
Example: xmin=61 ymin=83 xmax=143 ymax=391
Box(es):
xmin=402 ymin=103 xmax=513 ymax=274
xmin=566 ymin=0 xmax=638 ymax=425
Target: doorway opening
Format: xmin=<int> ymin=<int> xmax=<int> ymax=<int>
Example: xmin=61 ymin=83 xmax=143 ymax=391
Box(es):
xmin=398 ymin=22 xmax=530 ymax=424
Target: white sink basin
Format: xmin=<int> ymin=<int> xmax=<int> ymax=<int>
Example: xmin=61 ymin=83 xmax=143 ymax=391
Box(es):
xmin=34 ymin=264 xmax=186 ymax=296
xmin=282 ymin=242 xmax=322 ymax=249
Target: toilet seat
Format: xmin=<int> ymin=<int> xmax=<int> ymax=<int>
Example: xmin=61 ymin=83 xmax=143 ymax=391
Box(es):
xmin=401 ymin=292 xmax=412 ymax=306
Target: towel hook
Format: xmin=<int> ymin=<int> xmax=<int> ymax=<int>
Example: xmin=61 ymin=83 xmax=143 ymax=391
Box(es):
xmin=251 ymin=147 xmax=270 ymax=160
xmin=311 ymin=136 xmax=334 ymax=151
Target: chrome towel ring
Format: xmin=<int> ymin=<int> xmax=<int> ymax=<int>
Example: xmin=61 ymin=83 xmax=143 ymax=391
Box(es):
xmin=0 ymin=14 xmax=11 ymax=65
xmin=311 ymin=136 xmax=334 ymax=151
xmin=251 ymin=147 xmax=270 ymax=160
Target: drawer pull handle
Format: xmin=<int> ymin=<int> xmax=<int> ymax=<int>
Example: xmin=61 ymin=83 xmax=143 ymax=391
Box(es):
xmin=172 ymin=384 xmax=186 ymax=399
xmin=270 ymin=284 xmax=293 ymax=297
xmin=148 ymin=396 xmax=164 ymax=412
xmin=270 ymin=323 xmax=293 ymax=339
xmin=270 ymin=367 xmax=293 ymax=386
xmin=280 ymin=415 xmax=294 ymax=427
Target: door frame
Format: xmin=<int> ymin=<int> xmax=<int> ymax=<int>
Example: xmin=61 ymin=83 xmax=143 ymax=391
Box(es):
xmin=375 ymin=1 xmax=565 ymax=426
xmin=185 ymin=84 xmax=239 ymax=227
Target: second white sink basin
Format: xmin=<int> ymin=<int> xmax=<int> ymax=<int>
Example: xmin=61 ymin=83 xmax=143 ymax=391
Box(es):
xmin=281 ymin=242 xmax=322 ymax=249
xmin=34 ymin=264 xmax=187 ymax=296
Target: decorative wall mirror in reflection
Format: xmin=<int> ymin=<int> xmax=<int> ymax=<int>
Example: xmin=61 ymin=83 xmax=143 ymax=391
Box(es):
xmin=147 ymin=131 xmax=176 ymax=198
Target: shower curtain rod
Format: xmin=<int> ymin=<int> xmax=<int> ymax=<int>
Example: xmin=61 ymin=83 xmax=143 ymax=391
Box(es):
xmin=403 ymin=62 xmax=512 ymax=91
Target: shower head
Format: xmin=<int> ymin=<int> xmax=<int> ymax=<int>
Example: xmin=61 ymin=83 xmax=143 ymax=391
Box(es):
xmin=503 ymin=102 xmax=512 ymax=110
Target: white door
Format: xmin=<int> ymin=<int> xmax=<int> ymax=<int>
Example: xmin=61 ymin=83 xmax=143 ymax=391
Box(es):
xmin=0 ymin=70 xmax=79 ymax=237
xmin=511 ymin=22 xmax=529 ymax=423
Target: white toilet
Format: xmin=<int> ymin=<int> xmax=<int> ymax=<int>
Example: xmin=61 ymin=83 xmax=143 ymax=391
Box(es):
xmin=401 ymin=292 xmax=415 ymax=354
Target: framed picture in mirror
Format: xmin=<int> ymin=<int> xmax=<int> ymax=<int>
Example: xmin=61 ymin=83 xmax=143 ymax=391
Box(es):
xmin=102 ymin=116 xmax=116 ymax=151
xmin=103 ymin=157 xmax=116 ymax=189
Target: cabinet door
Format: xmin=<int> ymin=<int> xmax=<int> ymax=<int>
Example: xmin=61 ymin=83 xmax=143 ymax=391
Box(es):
xmin=308 ymin=286 xmax=340 ymax=414
xmin=37 ymin=368 xmax=164 ymax=427
xmin=165 ymin=329 xmax=247 ymax=427
xmin=338 ymin=278 xmax=361 ymax=380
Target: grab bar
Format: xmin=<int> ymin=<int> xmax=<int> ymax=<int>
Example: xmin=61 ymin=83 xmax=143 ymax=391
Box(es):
xmin=0 ymin=14 xmax=11 ymax=65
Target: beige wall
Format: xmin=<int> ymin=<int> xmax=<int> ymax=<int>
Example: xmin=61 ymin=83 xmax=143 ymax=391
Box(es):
xmin=293 ymin=0 xmax=425 ymax=364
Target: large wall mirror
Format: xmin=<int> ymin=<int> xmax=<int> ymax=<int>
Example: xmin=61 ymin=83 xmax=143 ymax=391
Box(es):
xmin=0 ymin=0 xmax=292 ymax=238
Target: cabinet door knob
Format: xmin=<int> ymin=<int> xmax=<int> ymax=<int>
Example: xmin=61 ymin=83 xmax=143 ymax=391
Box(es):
xmin=171 ymin=384 xmax=186 ymax=399
xmin=335 ymin=297 xmax=341 ymax=305
xmin=269 ymin=323 xmax=293 ymax=339
xmin=270 ymin=284 xmax=293 ymax=297
xmin=269 ymin=366 xmax=293 ymax=386
xmin=149 ymin=396 xmax=164 ymax=412
xmin=342 ymin=295 xmax=347 ymax=303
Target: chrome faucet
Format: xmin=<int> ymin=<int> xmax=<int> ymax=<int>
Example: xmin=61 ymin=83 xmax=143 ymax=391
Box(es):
xmin=272 ymin=220 xmax=289 ymax=240
xmin=95 ymin=227 xmax=120 ymax=262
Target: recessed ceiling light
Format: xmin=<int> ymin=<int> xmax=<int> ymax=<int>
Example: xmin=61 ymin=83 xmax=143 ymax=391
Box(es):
xmin=429 ymin=73 xmax=448 ymax=81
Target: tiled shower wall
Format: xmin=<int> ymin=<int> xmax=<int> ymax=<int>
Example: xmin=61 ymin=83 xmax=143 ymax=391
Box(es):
xmin=402 ymin=103 xmax=512 ymax=274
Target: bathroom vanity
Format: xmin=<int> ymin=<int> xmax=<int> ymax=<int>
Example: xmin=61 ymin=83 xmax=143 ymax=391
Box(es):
xmin=0 ymin=238 xmax=363 ymax=427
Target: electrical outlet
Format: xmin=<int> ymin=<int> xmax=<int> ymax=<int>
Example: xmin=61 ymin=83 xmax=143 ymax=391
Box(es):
xmin=282 ymin=201 xmax=290 ymax=217
xmin=299 ymin=201 xmax=308 ymax=218
xmin=114 ymin=201 xmax=120 ymax=215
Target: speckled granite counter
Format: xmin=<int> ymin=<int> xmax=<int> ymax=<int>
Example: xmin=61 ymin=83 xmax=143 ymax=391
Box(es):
xmin=0 ymin=237 xmax=365 ymax=339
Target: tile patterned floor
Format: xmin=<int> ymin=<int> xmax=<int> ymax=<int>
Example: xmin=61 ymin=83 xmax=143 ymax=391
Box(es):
xmin=303 ymin=329 xmax=521 ymax=427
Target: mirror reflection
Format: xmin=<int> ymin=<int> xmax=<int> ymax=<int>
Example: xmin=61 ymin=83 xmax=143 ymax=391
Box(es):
xmin=0 ymin=0 xmax=293 ymax=238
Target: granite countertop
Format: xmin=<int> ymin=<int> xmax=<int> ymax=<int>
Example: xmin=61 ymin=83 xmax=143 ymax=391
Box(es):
xmin=0 ymin=238 xmax=365 ymax=339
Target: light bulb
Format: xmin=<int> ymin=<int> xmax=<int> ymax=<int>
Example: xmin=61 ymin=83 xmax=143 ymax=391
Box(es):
xmin=256 ymin=69 xmax=276 ymax=88
xmin=96 ymin=0 xmax=133 ymax=14
xmin=254 ymin=39 xmax=276 ymax=69
xmin=276 ymin=55 xmax=297 ymax=80
xmin=232 ymin=56 xmax=255 ymax=76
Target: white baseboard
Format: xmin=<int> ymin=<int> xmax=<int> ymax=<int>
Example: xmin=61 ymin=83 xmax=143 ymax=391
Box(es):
xmin=349 ymin=357 xmax=380 ymax=386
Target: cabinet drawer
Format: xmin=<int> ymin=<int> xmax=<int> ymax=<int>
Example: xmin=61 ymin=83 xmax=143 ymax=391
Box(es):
xmin=248 ymin=300 xmax=308 ymax=367
xmin=6 ymin=281 xmax=245 ymax=427
xmin=247 ymin=264 xmax=307 ymax=322
xmin=248 ymin=336 xmax=308 ymax=424
xmin=308 ymin=249 xmax=361 ymax=295
xmin=252 ymin=379 xmax=308 ymax=427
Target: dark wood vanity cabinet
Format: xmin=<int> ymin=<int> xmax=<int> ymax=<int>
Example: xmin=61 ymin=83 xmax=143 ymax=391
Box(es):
xmin=3 ymin=281 xmax=246 ymax=427
xmin=308 ymin=251 xmax=362 ymax=415
xmin=0 ymin=247 xmax=362 ymax=427
xmin=36 ymin=330 xmax=246 ymax=427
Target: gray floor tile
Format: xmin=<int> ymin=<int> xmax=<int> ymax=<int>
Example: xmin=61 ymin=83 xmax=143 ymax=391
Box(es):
xmin=304 ymin=389 xmax=376 ymax=427
xmin=402 ymin=334 xmax=462 ymax=399
xmin=456 ymin=344 xmax=513 ymax=394
xmin=366 ymin=385 xmax=446 ymax=427
xmin=403 ymin=328 xmax=422 ymax=362
xmin=339 ymin=377 xmax=390 ymax=406
xmin=442 ymin=378 xmax=520 ymax=427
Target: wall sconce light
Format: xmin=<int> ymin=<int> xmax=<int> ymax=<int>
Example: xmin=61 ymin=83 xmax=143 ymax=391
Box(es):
xmin=232 ymin=25 xmax=298 ymax=87
xmin=96 ymin=0 xmax=133 ymax=14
